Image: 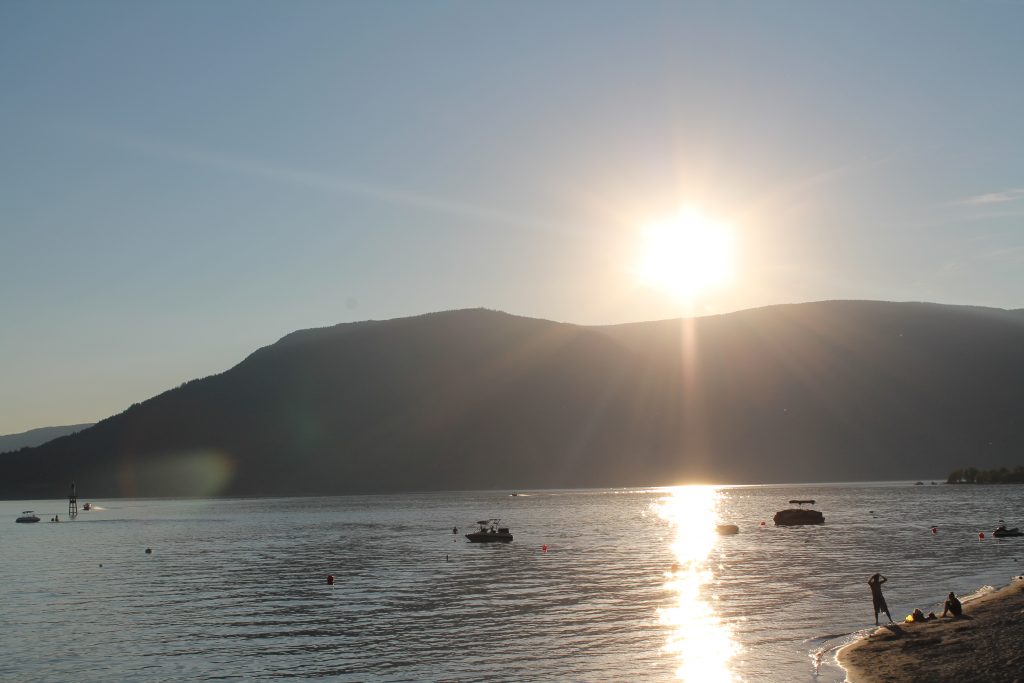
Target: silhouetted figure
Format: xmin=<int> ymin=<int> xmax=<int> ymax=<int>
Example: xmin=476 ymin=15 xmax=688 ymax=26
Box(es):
xmin=869 ymin=573 xmax=893 ymax=625
xmin=942 ymin=591 xmax=962 ymax=618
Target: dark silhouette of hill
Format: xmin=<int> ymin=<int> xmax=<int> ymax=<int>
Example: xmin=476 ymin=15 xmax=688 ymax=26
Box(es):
xmin=0 ymin=424 xmax=94 ymax=454
xmin=3 ymin=301 xmax=1023 ymax=498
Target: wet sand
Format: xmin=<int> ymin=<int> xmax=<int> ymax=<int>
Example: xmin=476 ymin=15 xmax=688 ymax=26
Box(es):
xmin=838 ymin=578 xmax=1024 ymax=683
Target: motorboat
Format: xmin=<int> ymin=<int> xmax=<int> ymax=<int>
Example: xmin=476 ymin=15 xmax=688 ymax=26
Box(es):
xmin=465 ymin=519 xmax=513 ymax=543
xmin=16 ymin=511 xmax=40 ymax=523
xmin=994 ymin=525 xmax=1024 ymax=538
xmin=773 ymin=499 xmax=824 ymax=526
xmin=83 ymin=503 xmax=92 ymax=511
xmin=716 ymin=524 xmax=740 ymax=535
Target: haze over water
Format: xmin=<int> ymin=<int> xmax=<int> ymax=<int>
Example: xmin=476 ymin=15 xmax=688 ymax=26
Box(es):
xmin=3 ymin=483 xmax=1022 ymax=682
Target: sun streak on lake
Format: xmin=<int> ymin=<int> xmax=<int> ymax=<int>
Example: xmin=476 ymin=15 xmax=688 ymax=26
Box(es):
xmin=6 ymin=486 xmax=1024 ymax=681
xmin=655 ymin=486 xmax=739 ymax=682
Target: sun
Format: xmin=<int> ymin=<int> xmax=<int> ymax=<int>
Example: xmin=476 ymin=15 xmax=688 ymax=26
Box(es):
xmin=636 ymin=209 xmax=735 ymax=300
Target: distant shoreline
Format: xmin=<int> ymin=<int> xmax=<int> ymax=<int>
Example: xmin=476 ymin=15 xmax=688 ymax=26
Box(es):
xmin=9 ymin=479 xmax=1024 ymax=502
xmin=0 ymin=480 xmax=988 ymax=502
xmin=838 ymin=577 xmax=1024 ymax=683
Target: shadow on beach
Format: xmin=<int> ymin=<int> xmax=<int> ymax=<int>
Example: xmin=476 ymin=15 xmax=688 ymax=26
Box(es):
xmin=874 ymin=614 xmax=974 ymax=638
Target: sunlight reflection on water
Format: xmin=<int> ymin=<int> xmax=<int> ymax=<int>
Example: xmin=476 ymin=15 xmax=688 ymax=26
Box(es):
xmin=8 ymin=486 xmax=1024 ymax=681
xmin=654 ymin=486 xmax=739 ymax=682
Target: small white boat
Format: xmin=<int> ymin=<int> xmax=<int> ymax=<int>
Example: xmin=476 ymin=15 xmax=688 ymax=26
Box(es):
xmin=16 ymin=511 xmax=40 ymax=523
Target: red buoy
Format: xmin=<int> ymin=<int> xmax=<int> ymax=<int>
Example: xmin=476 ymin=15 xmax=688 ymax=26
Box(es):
xmin=760 ymin=521 xmax=766 ymax=528
xmin=541 ymin=544 xmax=548 ymax=552
xmin=327 ymin=574 xmax=335 ymax=585
xmin=931 ymin=527 xmax=938 ymax=535
xmin=979 ymin=532 xmax=985 ymax=540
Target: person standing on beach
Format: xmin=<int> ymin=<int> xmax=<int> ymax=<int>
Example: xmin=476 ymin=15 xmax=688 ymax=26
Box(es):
xmin=868 ymin=573 xmax=893 ymax=625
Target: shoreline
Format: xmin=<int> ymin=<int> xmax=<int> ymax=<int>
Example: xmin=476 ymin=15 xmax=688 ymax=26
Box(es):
xmin=838 ymin=577 xmax=1024 ymax=683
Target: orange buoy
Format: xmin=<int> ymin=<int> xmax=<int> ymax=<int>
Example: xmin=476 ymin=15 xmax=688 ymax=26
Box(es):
xmin=327 ymin=574 xmax=335 ymax=585
xmin=979 ymin=532 xmax=985 ymax=540
xmin=541 ymin=544 xmax=548 ymax=552
xmin=760 ymin=521 xmax=766 ymax=528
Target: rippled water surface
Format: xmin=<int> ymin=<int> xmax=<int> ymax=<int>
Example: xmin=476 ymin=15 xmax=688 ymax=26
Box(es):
xmin=3 ymin=483 xmax=1023 ymax=682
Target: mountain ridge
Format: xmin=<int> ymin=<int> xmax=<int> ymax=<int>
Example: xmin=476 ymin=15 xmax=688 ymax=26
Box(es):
xmin=0 ymin=424 xmax=95 ymax=454
xmin=3 ymin=300 xmax=1023 ymax=498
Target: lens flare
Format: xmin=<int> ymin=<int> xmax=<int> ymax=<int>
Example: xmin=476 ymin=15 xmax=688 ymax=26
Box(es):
xmin=118 ymin=449 xmax=235 ymax=497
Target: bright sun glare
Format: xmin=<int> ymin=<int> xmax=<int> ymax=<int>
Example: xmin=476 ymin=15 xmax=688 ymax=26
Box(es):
xmin=636 ymin=209 xmax=735 ymax=300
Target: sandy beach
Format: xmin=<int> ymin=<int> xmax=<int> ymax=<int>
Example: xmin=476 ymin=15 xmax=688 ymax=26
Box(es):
xmin=839 ymin=578 xmax=1024 ymax=683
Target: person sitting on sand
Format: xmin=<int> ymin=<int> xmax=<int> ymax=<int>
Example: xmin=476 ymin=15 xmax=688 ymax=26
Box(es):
xmin=942 ymin=591 xmax=963 ymax=618
xmin=869 ymin=573 xmax=894 ymax=625
xmin=911 ymin=608 xmax=928 ymax=623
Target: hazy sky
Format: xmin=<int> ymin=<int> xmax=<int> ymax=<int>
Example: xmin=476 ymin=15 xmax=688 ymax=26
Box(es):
xmin=2 ymin=1 xmax=1023 ymax=434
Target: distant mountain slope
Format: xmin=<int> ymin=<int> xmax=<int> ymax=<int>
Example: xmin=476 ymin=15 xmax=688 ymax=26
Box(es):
xmin=0 ymin=424 xmax=94 ymax=454
xmin=3 ymin=301 xmax=1023 ymax=498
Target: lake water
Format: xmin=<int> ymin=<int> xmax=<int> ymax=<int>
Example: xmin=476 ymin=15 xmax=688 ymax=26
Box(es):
xmin=3 ymin=483 xmax=1023 ymax=682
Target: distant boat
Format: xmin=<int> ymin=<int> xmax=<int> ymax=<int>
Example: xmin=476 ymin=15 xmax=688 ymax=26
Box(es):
xmin=773 ymin=500 xmax=824 ymax=526
xmin=465 ymin=519 xmax=513 ymax=543
xmin=994 ymin=525 xmax=1024 ymax=538
xmin=16 ymin=511 xmax=40 ymax=524
xmin=82 ymin=503 xmax=92 ymax=511
xmin=509 ymin=493 xmax=519 ymax=497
